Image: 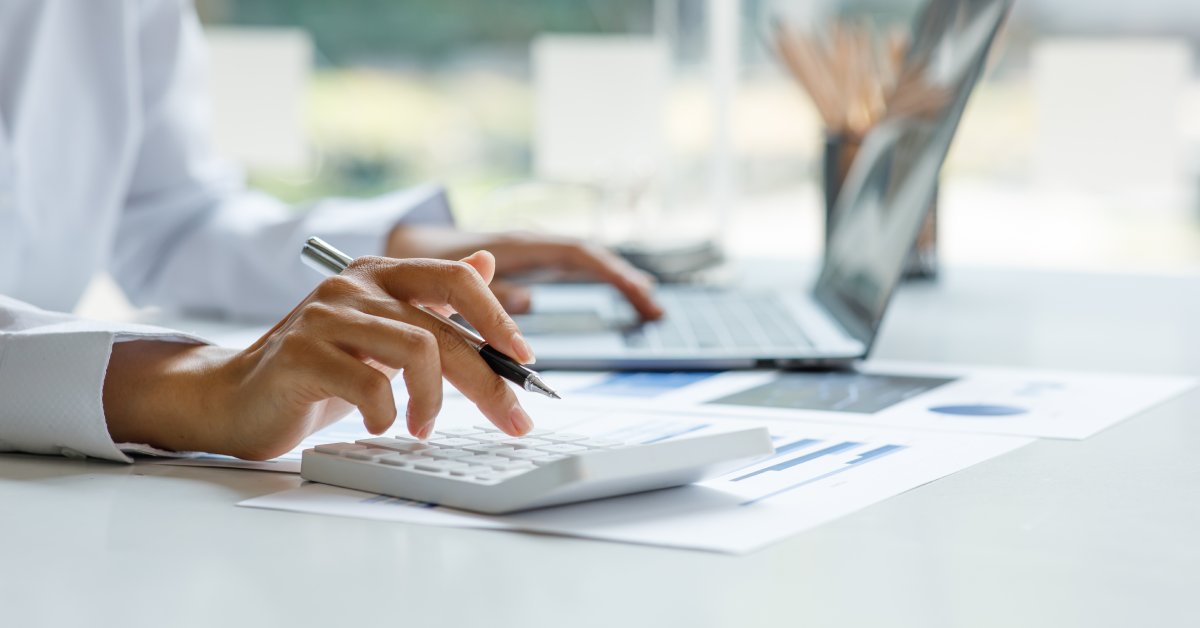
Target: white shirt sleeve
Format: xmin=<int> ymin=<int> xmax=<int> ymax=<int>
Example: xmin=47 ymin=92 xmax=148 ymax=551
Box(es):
xmin=0 ymin=296 xmax=207 ymax=463
xmin=110 ymin=0 xmax=454 ymax=322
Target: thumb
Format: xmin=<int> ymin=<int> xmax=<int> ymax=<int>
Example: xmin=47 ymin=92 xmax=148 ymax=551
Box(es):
xmin=459 ymin=250 xmax=496 ymax=285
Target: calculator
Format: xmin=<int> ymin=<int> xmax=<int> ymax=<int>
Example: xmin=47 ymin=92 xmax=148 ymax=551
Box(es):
xmin=300 ymin=425 xmax=774 ymax=514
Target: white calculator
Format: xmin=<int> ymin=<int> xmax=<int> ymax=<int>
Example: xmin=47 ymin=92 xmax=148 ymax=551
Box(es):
xmin=301 ymin=425 xmax=774 ymax=514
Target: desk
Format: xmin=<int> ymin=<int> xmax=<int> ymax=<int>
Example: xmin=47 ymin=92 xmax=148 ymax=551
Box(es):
xmin=3 ymin=267 xmax=1199 ymax=628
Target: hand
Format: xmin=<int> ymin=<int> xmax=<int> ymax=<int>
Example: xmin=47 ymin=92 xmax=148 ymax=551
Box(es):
xmin=104 ymin=252 xmax=536 ymax=461
xmin=387 ymin=225 xmax=664 ymax=320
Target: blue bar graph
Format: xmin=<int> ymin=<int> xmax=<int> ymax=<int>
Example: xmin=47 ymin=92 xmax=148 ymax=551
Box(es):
xmin=731 ymin=441 xmax=862 ymax=482
xmin=850 ymin=444 xmax=905 ymax=464
xmin=774 ymin=438 xmax=823 ymax=455
xmin=739 ymin=443 xmax=908 ymax=506
xmin=725 ymin=438 xmax=823 ymax=475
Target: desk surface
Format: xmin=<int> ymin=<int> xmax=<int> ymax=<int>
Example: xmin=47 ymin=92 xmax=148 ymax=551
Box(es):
xmin=4 ymin=267 xmax=1199 ymax=628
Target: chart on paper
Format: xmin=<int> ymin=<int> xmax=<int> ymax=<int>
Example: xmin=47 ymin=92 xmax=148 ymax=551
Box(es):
xmin=532 ymin=414 xmax=916 ymax=507
xmin=521 ymin=364 xmax=1196 ymax=440
xmin=240 ymin=405 xmax=1030 ymax=553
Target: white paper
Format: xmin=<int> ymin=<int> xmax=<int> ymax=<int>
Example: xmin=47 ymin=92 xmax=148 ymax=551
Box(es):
xmin=154 ymin=360 xmax=1192 ymax=476
xmin=526 ymin=361 xmax=1196 ymax=440
xmin=239 ymin=407 xmax=1031 ymax=554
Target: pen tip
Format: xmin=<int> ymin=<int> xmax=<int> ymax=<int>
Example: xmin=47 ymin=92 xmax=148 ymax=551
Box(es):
xmin=526 ymin=374 xmax=562 ymax=400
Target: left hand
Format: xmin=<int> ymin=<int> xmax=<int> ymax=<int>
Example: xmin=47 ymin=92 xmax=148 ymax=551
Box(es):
xmin=387 ymin=225 xmax=664 ymax=320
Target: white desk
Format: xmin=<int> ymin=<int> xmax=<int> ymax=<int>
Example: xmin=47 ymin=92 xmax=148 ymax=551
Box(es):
xmin=4 ymin=267 xmax=1199 ymax=627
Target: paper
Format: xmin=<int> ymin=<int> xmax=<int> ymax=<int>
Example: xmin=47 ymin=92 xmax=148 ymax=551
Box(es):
xmin=239 ymin=406 xmax=1030 ymax=554
xmin=154 ymin=359 xmax=1192 ymax=476
xmin=526 ymin=361 xmax=1195 ymax=440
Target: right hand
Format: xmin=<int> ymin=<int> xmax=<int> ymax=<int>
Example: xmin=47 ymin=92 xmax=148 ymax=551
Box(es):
xmin=104 ymin=251 xmax=537 ymax=461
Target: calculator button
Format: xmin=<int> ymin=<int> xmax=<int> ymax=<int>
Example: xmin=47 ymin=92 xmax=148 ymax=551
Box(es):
xmin=435 ymin=427 xmax=485 ymax=437
xmin=463 ymin=443 xmax=514 ymax=454
xmin=451 ymin=465 xmax=495 ymax=477
xmin=504 ymin=449 xmax=546 ymax=460
xmin=472 ymin=425 xmax=501 ymax=432
xmin=489 ymin=460 xmax=535 ymax=471
xmin=541 ymin=433 xmax=588 ymax=443
xmin=491 ymin=468 xmax=533 ymax=480
xmin=461 ymin=455 xmax=508 ymax=465
xmin=424 ymin=449 xmax=474 ymax=460
xmin=356 ymin=437 xmax=433 ymax=453
xmin=428 ymin=437 xmax=478 ymax=448
xmin=465 ymin=432 xmax=516 ymax=443
xmin=414 ymin=460 xmax=469 ymax=473
xmin=379 ymin=453 xmax=418 ymax=466
xmin=470 ymin=446 xmax=517 ymax=457
xmin=345 ymin=448 xmax=394 ymax=461
xmin=532 ymin=455 xmax=567 ymax=466
xmin=502 ymin=438 xmax=553 ymax=448
xmin=537 ymin=443 xmax=589 ymax=454
xmin=580 ymin=439 xmax=623 ymax=448
xmin=314 ymin=443 xmax=365 ymax=455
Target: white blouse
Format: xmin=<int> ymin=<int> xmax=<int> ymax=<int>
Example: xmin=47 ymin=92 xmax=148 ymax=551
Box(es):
xmin=0 ymin=0 xmax=452 ymax=462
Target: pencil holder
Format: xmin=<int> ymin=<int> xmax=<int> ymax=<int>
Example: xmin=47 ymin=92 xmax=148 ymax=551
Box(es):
xmin=822 ymin=132 xmax=938 ymax=279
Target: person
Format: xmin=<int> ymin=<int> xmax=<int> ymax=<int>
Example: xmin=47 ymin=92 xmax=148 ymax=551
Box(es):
xmin=0 ymin=0 xmax=662 ymax=463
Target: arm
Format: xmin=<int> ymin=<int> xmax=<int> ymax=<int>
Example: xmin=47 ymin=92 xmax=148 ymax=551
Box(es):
xmin=0 ymin=296 xmax=205 ymax=462
xmin=103 ymin=252 xmax=536 ymax=461
xmin=112 ymin=0 xmax=454 ymax=321
xmin=4 ymin=251 xmax=539 ymax=463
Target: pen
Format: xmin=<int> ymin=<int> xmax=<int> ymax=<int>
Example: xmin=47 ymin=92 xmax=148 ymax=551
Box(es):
xmin=301 ymin=236 xmax=561 ymax=400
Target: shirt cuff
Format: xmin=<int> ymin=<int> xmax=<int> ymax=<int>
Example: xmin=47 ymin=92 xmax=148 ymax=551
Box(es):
xmin=0 ymin=325 xmax=206 ymax=463
xmin=303 ymin=183 xmax=455 ymax=258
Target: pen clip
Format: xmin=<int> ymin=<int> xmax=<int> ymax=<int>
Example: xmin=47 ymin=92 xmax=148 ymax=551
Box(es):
xmin=302 ymin=236 xmax=487 ymax=348
xmin=302 ymin=236 xmax=353 ymax=276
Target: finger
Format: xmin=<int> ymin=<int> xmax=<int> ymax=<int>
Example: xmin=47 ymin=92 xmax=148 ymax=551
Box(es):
xmin=459 ymin=250 xmax=496 ymax=285
xmin=556 ymin=244 xmax=665 ymax=320
xmin=477 ymin=238 xmax=664 ymax=320
xmin=490 ymin=280 xmax=532 ymax=314
xmin=358 ymin=257 xmax=536 ymax=364
xmin=428 ymin=321 xmax=533 ymax=436
xmin=308 ymin=343 xmax=399 ymax=435
xmin=316 ymin=307 xmax=444 ymax=438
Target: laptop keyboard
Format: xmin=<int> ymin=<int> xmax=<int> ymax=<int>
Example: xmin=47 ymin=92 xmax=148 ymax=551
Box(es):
xmin=625 ymin=291 xmax=813 ymax=351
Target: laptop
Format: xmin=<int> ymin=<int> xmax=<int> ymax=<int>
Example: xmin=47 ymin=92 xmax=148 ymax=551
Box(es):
xmin=517 ymin=0 xmax=1012 ymax=370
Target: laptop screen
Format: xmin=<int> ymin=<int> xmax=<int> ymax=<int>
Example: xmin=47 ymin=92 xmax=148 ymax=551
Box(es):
xmin=813 ymin=0 xmax=1011 ymax=348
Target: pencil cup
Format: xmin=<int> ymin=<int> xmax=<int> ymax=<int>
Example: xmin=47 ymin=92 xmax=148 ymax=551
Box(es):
xmin=822 ymin=132 xmax=938 ymax=279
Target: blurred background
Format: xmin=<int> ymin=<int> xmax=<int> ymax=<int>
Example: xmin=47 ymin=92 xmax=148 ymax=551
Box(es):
xmin=193 ymin=0 xmax=1200 ymax=275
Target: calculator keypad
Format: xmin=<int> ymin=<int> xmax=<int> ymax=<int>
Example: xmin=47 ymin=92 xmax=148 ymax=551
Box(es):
xmin=320 ymin=427 xmax=627 ymax=483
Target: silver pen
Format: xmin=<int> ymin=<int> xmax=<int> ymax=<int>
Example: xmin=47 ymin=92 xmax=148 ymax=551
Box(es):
xmin=301 ymin=236 xmax=561 ymax=399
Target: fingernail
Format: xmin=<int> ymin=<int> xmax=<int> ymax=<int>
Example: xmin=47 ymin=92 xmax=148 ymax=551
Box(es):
xmin=511 ymin=333 xmax=535 ymax=363
xmin=417 ymin=423 xmax=434 ymax=440
xmin=509 ymin=404 xmax=534 ymax=435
